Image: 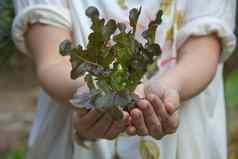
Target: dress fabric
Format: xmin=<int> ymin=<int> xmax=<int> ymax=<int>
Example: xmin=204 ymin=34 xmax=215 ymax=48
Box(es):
xmin=12 ymin=0 xmax=237 ymax=159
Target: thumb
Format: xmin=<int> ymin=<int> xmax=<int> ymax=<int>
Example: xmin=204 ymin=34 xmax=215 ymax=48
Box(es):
xmin=163 ymin=89 xmax=180 ymax=115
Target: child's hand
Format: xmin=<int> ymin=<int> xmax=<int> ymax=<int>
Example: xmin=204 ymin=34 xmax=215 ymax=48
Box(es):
xmin=73 ymin=108 xmax=130 ymax=140
xmin=127 ymin=84 xmax=180 ymax=139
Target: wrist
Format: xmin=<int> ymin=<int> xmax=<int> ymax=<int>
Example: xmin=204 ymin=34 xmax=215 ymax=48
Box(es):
xmin=158 ymin=68 xmax=183 ymax=98
xmin=144 ymin=69 xmax=182 ymax=113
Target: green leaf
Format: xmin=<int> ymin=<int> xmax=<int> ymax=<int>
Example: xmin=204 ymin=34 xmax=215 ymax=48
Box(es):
xmin=97 ymin=80 xmax=112 ymax=94
xmin=146 ymin=43 xmax=161 ymax=58
xmin=129 ymin=7 xmax=142 ymax=34
xmin=71 ymin=92 xmax=94 ymax=109
xmin=155 ymin=10 xmax=163 ymax=25
xmin=146 ymin=62 xmax=159 ymax=79
xmin=113 ymin=93 xmax=130 ymax=108
xmin=59 ymin=40 xmax=73 ymax=56
xmin=113 ymin=32 xmax=131 ymax=45
xmin=117 ymin=23 xmax=127 ymax=33
xmin=103 ymin=19 xmax=117 ymax=41
xmin=108 ymin=106 xmax=123 ymax=121
xmin=85 ymin=74 xmax=96 ymax=90
xmin=142 ymin=10 xmax=163 ymax=44
xmin=101 ymin=48 xmax=114 ymax=67
xmin=95 ymin=93 xmax=114 ymax=108
xmin=85 ymin=6 xmax=99 ymax=19
xmin=63 ymin=7 xmax=163 ymax=121
xmin=110 ymin=68 xmax=129 ymax=91
xmin=70 ymin=63 xmax=84 ymax=79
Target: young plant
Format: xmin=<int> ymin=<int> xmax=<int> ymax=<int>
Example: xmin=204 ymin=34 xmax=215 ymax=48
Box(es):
xmin=60 ymin=6 xmax=163 ymax=121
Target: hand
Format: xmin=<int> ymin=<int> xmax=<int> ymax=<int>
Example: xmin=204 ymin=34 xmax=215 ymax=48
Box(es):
xmin=127 ymin=83 xmax=180 ymax=139
xmin=73 ymin=108 xmax=130 ymax=140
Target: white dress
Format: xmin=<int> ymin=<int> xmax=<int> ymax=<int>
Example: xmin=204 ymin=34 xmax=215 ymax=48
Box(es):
xmin=12 ymin=0 xmax=237 ymax=159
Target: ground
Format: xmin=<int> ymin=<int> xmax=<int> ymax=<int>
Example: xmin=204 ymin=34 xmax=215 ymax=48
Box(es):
xmin=0 ymin=53 xmax=39 ymax=153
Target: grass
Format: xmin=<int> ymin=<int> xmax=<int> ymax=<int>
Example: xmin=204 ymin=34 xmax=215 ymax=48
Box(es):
xmin=0 ymin=150 xmax=25 ymax=159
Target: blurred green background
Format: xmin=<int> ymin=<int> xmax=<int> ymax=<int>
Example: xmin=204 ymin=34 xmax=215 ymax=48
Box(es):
xmin=0 ymin=0 xmax=238 ymax=159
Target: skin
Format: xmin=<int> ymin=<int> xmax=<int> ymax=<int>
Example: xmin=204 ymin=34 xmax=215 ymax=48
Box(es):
xmin=26 ymin=23 xmax=220 ymax=140
xmin=127 ymin=34 xmax=221 ymax=137
xmin=26 ymin=24 xmax=130 ymax=140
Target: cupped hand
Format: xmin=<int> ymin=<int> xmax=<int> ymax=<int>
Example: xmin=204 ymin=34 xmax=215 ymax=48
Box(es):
xmin=73 ymin=108 xmax=130 ymax=140
xmin=127 ymin=83 xmax=180 ymax=139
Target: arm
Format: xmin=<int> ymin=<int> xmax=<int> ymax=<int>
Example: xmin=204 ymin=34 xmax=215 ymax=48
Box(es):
xmin=13 ymin=0 xmax=130 ymax=141
xmin=158 ymin=34 xmax=220 ymax=102
xmin=26 ymin=24 xmax=84 ymax=106
xmin=26 ymin=23 xmax=130 ymax=140
xmin=127 ymin=35 xmax=221 ymax=137
xmin=127 ymin=0 xmax=236 ymax=139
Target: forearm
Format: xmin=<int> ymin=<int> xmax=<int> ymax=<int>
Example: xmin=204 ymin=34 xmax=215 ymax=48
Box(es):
xmin=36 ymin=58 xmax=84 ymax=106
xmin=159 ymin=34 xmax=221 ymax=101
xmin=26 ymin=24 xmax=84 ymax=105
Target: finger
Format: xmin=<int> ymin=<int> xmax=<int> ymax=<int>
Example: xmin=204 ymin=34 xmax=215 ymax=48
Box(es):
xmin=137 ymin=100 xmax=163 ymax=139
xmin=126 ymin=126 xmax=137 ymax=136
xmin=126 ymin=116 xmax=137 ymax=136
xmin=163 ymin=108 xmax=179 ymax=134
xmin=78 ymin=109 xmax=104 ymax=129
xmin=148 ymin=94 xmax=180 ymax=135
xmin=131 ymin=108 xmax=149 ymax=136
xmin=164 ymin=89 xmax=180 ymax=115
xmin=104 ymin=111 xmax=130 ymax=140
xmin=147 ymin=94 xmax=169 ymax=122
xmin=89 ymin=113 xmax=113 ymax=138
xmin=104 ymin=122 xmax=122 ymax=140
xmin=165 ymin=104 xmax=176 ymax=115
